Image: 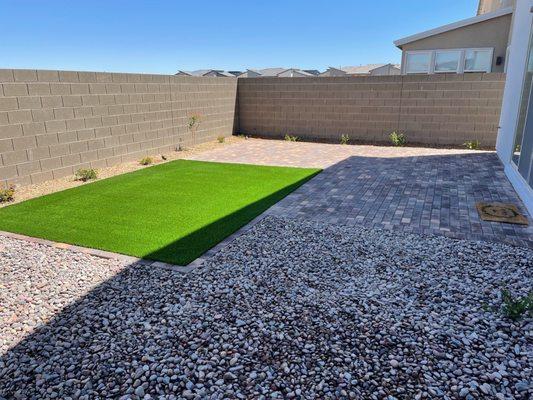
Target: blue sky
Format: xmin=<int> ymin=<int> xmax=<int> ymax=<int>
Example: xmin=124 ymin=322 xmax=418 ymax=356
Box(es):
xmin=1 ymin=0 xmax=478 ymax=74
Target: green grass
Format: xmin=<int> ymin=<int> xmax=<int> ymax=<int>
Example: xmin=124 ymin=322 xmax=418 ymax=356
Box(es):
xmin=0 ymin=160 xmax=320 ymax=265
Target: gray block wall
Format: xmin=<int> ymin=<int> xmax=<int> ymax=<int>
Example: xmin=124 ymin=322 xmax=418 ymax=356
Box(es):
xmin=0 ymin=69 xmax=237 ymax=187
xmin=237 ymin=73 xmax=505 ymax=146
xmin=0 ymin=69 xmax=505 ymax=188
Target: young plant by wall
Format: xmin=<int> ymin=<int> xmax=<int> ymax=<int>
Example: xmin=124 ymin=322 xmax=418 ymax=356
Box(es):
xmin=74 ymin=168 xmax=98 ymax=182
xmin=284 ymin=135 xmax=299 ymax=142
xmin=0 ymin=186 xmax=15 ymax=203
xmin=340 ymin=134 xmax=350 ymax=145
xmin=390 ymin=131 xmax=406 ymax=147
xmin=140 ymin=157 xmax=154 ymax=166
xmin=464 ymin=140 xmax=481 ymax=150
xmin=188 ymin=114 xmax=202 ymax=145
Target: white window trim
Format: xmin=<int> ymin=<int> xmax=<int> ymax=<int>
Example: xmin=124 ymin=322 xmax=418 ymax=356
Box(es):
xmin=463 ymin=48 xmax=494 ymax=73
xmin=404 ymin=50 xmax=432 ymax=74
xmin=434 ymin=49 xmax=463 ymax=73
xmin=404 ymin=48 xmax=494 ymax=74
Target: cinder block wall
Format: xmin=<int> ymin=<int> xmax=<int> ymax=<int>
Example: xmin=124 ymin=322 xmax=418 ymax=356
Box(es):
xmin=237 ymin=73 xmax=505 ymax=146
xmin=0 ymin=69 xmax=237 ymax=187
xmin=0 ymin=69 xmax=505 ymax=188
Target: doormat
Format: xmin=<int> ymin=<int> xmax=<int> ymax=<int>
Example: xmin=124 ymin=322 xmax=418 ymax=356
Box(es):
xmin=476 ymin=202 xmax=529 ymax=225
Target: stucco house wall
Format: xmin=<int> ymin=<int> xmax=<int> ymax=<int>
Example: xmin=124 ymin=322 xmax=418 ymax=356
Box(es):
xmin=400 ymin=13 xmax=512 ymax=73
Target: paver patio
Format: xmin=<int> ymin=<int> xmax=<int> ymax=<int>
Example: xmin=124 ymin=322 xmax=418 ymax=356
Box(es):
xmin=189 ymin=139 xmax=533 ymax=248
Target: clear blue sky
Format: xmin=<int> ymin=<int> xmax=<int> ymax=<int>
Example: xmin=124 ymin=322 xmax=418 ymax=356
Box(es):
xmin=0 ymin=0 xmax=478 ymax=74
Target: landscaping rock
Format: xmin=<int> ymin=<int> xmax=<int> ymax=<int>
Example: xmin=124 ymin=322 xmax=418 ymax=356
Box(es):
xmin=0 ymin=216 xmax=531 ymax=399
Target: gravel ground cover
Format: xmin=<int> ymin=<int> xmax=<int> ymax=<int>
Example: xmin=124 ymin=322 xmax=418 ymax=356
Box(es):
xmin=1 ymin=216 xmax=532 ymax=399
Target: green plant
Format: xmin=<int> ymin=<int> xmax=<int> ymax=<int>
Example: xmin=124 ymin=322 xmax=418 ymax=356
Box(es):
xmin=284 ymin=134 xmax=299 ymax=142
xmin=0 ymin=186 xmax=15 ymax=203
xmin=75 ymin=168 xmax=98 ymax=182
xmin=340 ymin=134 xmax=350 ymax=145
xmin=140 ymin=157 xmax=153 ymax=166
xmin=188 ymin=114 xmax=202 ymax=145
xmin=501 ymin=289 xmax=533 ymax=321
xmin=464 ymin=140 xmax=481 ymax=150
xmin=389 ymin=131 xmax=406 ymax=147
xmin=217 ymin=135 xmax=225 ymax=143
xmin=187 ymin=114 xmax=200 ymax=130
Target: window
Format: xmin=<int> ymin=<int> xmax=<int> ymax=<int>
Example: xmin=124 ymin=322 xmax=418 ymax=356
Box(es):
xmin=464 ymin=49 xmax=493 ymax=72
xmin=435 ymin=50 xmax=461 ymax=73
xmin=404 ymin=48 xmax=493 ymax=74
xmin=405 ymin=52 xmax=431 ymax=73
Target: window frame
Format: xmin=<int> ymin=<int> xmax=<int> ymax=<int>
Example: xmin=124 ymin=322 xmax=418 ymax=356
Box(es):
xmin=404 ymin=50 xmax=432 ymax=74
xmin=463 ymin=48 xmax=494 ymax=73
xmin=434 ymin=49 xmax=463 ymax=73
xmin=404 ymin=48 xmax=494 ymax=74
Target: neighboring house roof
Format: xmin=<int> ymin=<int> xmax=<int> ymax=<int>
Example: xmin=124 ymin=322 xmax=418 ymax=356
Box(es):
xmin=303 ymin=69 xmax=320 ymax=76
xmin=237 ymin=69 xmax=262 ymax=77
xmin=341 ymin=63 xmax=399 ymax=74
xmin=319 ymin=67 xmax=348 ymax=76
xmin=277 ymin=68 xmax=316 ymax=77
xmin=256 ymin=67 xmax=288 ymax=76
xmin=394 ymin=6 xmax=513 ymax=48
xmin=174 ymin=69 xmax=241 ymax=77
xmin=240 ymin=68 xmax=314 ymax=77
xmin=189 ymin=69 xmax=214 ymax=76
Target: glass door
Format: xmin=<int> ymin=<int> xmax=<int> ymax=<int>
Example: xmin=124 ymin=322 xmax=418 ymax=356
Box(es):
xmin=511 ymin=23 xmax=533 ymax=188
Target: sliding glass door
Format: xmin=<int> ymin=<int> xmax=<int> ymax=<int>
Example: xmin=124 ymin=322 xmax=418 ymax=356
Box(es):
xmin=512 ymin=23 xmax=533 ymax=188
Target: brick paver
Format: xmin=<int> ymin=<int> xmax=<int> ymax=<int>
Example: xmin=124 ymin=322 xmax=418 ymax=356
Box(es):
xmin=189 ymin=139 xmax=533 ymax=248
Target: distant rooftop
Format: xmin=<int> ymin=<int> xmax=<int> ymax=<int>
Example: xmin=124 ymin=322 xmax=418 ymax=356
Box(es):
xmin=341 ymin=63 xmax=400 ymax=74
xmin=175 ymin=64 xmax=401 ymax=78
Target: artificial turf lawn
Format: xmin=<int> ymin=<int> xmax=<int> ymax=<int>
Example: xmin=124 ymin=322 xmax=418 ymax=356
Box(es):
xmin=0 ymin=160 xmax=320 ymax=265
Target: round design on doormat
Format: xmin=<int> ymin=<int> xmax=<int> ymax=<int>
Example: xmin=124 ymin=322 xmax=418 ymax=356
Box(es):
xmin=480 ymin=204 xmax=519 ymax=219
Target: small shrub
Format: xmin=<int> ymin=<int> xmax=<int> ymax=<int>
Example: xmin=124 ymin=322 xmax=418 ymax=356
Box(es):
xmin=187 ymin=114 xmax=201 ymax=130
xmin=464 ymin=140 xmax=481 ymax=150
xmin=284 ymin=134 xmax=299 ymax=142
xmin=75 ymin=168 xmax=98 ymax=182
xmin=237 ymin=134 xmax=246 ymax=139
xmin=0 ymin=186 xmax=15 ymax=203
xmin=217 ymin=135 xmax=225 ymax=143
xmin=501 ymin=289 xmax=533 ymax=321
xmin=390 ymin=131 xmax=406 ymax=147
xmin=340 ymin=134 xmax=350 ymax=145
xmin=139 ymin=157 xmax=153 ymax=166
